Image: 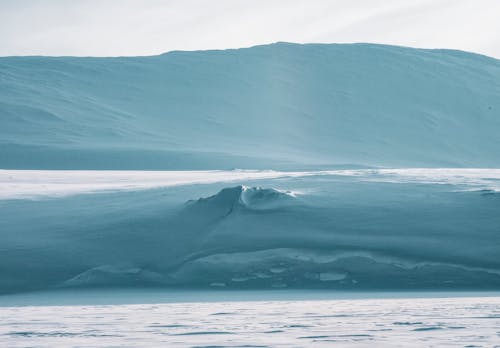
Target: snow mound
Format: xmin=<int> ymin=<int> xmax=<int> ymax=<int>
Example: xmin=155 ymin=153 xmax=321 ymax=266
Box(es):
xmin=240 ymin=186 xmax=296 ymax=209
xmin=2 ymin=43 xmax=500 ymax=169
xmin=1 ymin=175 xmax=500 ymax=293
xmin=187 ymin=185 xmax=296 ymax=212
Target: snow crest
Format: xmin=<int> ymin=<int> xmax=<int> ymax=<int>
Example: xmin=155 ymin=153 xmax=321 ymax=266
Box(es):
xmin=187 ymin=185 xmax=296 ymax=212
xmin=2 ymin=180 xmax=499 ymax=294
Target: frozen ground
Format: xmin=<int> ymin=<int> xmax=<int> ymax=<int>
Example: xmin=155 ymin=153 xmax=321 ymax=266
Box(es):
xmin=1 ymin=291 xmax=499 ymax=347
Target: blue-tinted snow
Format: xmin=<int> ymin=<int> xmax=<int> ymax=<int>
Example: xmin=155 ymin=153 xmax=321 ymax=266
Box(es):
xmin=1 ymin=172 xmax=499 ymax=294
xmin=1 ymin=43 xmax=500 ymax=169
xmin=1 ymin=43 xmax=500 ymax=295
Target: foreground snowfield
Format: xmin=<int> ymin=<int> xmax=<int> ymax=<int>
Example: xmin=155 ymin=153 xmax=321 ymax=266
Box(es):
xmin=1 ymin=292 xmax=499 ymax=347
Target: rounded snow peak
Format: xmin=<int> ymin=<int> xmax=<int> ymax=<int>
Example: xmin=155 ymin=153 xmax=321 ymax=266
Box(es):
xmin=189 ymin=185 xmax=297 ymax=212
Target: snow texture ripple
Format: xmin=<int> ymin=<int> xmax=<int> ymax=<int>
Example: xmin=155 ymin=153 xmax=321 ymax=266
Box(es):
xmin=1 ymin=294 xmax=499 ymax=347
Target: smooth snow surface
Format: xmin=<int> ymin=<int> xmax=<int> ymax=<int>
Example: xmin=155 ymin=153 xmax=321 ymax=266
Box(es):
xmin=1 ymin=293 xmax=499 ymax=347
xmin=2 ymin=168 xmax=500 ymax=200
xmin=0 ymin=169 xmax=308 ymax=200
xmin=2 ymin=43 xmax=500 ymax=169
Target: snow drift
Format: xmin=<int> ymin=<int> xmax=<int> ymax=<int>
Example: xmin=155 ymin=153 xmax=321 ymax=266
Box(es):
xmin=1 ymin=43 xmax=500 ymax=294
xmin=1 ymin=42 xmax=500 ymax=169
xmin=1 ymin=174 xmax=500 ymax=294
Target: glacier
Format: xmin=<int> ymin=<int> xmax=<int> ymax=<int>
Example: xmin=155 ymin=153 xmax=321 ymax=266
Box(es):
xmin=1 ymin=43 xmax=500 ymax=294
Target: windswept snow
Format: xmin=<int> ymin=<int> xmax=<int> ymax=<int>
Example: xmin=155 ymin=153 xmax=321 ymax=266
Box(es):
xmin=0 ymin=169 xmax=305 ymax=200
xmin=1 ymin=43 xmax=500 ymax=295
xmin=1 ymin=173 xmax=500 ymax=293
xmin=1 ymin=295 xmax=500 ymax=347
xmin=2 ymin=43 xmax=500 ymax=169
xmin=2 ymin=168 xmax=500 ymax=200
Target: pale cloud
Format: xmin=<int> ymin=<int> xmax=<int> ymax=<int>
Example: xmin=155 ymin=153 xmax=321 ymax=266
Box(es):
xmin=0 ymin=0 xmax=499 ymax=58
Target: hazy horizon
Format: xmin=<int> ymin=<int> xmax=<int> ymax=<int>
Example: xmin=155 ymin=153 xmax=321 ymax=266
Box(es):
xmin=1 ymin=0 xmax=499 ymax=58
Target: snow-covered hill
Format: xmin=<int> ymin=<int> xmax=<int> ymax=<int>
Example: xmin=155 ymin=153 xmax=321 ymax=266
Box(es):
xmin=2 ymin=43 xmax=500 ymax=294
xmin=1 ymin=42 xmax=500 ymax=169
xmin=2 ymin=173 xmax=500 ymax=293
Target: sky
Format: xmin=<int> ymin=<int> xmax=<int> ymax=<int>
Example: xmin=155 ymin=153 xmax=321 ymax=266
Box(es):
xmin=0 ymin=0 xmax=499 ymax=58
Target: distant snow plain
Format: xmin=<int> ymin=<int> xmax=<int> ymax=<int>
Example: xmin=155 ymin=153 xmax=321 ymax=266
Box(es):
xmin=1 ymin=168 xmax=499 ymax=200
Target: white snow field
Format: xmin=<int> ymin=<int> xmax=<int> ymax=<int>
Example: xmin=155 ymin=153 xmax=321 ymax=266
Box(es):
xmin=1 ymin=292 xmax=499 ymax=347
xmin=1 ymin=168 xmax=500 ymax=200
xmin=0 ymin=169 xmax=309 ymax=199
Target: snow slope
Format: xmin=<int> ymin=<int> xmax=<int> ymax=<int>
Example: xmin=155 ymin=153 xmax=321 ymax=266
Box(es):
xmin=2 ymin=174 xmax=500 ymax=293
xmin=1 ymin=42 xmax=500 ymax=169
xmin=1 ymin=43 xmax=500 ymax=294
